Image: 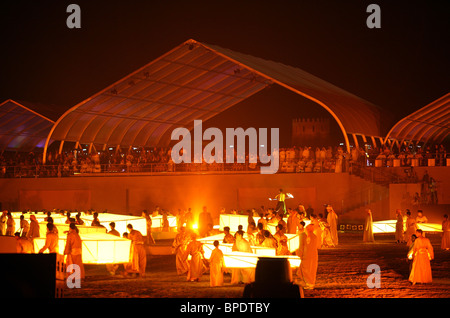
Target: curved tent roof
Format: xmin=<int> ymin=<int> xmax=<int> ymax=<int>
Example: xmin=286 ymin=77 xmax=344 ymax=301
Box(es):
xmin=0 ymin=99 xmax=55 ymax=152
xmin=384 ymin=92 xmax=450 ymax=146
xmin=43 ymin=39 xmax=383 ymax=159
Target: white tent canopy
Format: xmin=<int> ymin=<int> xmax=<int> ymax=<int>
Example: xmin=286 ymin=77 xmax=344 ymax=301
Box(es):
xmin=42 ymin=39 xmax=385 ymax=162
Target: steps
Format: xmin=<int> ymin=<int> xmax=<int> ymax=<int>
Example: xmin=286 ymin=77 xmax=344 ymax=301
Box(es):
xmin=338 ymin=173 xmax=391 ymax=223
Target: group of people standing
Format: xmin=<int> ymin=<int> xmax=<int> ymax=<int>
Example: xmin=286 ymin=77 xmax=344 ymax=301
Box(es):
xmin=171 ymin=200 xmax=450 ymax=290
xmin=394 ymin=208 xmax=450 ymax=285
xmin=170 ymin=202 xmax=340 ymax=290
xmin=2 ymin=210 xmax=87 ymax=282
xmin=293 ymin=204 xmax=339 ymax=290
xmin=2 ymin=210 xmax=150 ymax=283
xmin=172 ymin=227 xmax=225 ymax=286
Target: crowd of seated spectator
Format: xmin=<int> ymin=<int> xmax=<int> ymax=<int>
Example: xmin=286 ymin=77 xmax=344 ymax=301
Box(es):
xmin=277 ymin=145 xmax=350 ymax=173
xmin=371 ymin=144 xmax=447 ymax=167
xmin=0 ymin=143 xmax=447 ymax=178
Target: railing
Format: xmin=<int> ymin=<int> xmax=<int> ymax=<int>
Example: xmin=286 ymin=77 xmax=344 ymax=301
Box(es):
xmin=1 ymin=159 xmax=350 ymax=178
xmin=0 ymin=162 xmax=261 ymax=178
xmin=1 ymin=155 xmax=448 ymax=179
xmin=364 ymin=154 xmax=449 ymax=168
xmin=350 ymin=162 xmax=407 ymax=185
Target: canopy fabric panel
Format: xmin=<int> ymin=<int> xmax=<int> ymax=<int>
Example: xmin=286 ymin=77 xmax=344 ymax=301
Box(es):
xmin=47 ymin=40 xmax=272 ymax=149
xmin=385 ymin=92 xmax=450 ymax=145
xmin=204 ymin=42 xmax=383 ymax=138
xmin=45 ymin=39 xmax=383 ymax=152
xmin=0 ymin=99 xmax=55 ymax=152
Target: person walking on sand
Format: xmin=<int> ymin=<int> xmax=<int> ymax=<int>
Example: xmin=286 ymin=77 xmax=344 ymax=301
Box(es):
xmin=184 ymin=233 xmax=206 ymax=282
xmin=209 ymin=240 xmax=225 ymax=287
xmin=363 ymin=209 xmax=374 ymax=242
xmin=127 ymin=224 xmax=147 ymax=278
xmin=441 ymin=214 xmax=450 ymax=251
xmin=395 ymin=209 xmax=405 ymax=243
xmin=408 ymin=229 xmax=434 ymax=285
xmin=231 ymin=231 xmax=255 ymax=285
xmin=64 ymin=223 xmax=85 ymax=280
xmin=5 ymin=212 xmax=15 ymax=236
xmin=326 ymin=205 xmax=338 ymax=246
xmin=296 ymin=224 xmax=319 ymax=290
xmin=172 ymin=226 xmax=190 ymax=275
xmin=39 ymin=223 xmax=59 ymax=254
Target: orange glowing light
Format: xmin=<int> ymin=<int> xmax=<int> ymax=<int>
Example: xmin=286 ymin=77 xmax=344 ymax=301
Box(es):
xmin=33 ymin=233 xmax=131 ymax=264
xmin=81 ymin=212 xmax=148 ymax=236
xmin=219 ymin=213 xmax=310 ymax=234
xmin=372 ymin=220 xmax=442 ymax=234
xmin=197 ymin=232 xmax=301 ymax=269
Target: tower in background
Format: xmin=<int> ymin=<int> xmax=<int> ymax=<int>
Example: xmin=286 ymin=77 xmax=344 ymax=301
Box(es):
xmin=291 ymin=118 xmax=331 ymax=147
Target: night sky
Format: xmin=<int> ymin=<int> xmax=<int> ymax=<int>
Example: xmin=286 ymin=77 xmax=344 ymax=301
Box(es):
xmin=1 ymin=0 xmax=449 ymax=146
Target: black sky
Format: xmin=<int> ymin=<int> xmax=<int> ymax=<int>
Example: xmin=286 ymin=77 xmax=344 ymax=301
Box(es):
xmin=0 ymin=0 xmax=449 ymax=145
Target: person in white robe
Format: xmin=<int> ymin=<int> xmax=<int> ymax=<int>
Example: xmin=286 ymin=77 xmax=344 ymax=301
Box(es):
xmin=209 ymin=240 xmax=225 ymax=287
xmin=172 ymin=227 xmax=190 ymax=275
xmin=326 ymin=205 xmax=338 ymax=246
xmin=441 ymin=214 xmax=450 ymax=250
xmin=296 ymin=224 xmax=318 ymax=290
xmin=363 ymin=209 xmax=374 ymax=242
xmin=408 ymin=229 xmax=434 ymax=285
xmin=395 ymin=209 xmax=405 ymax=243
xmin=230 ymin=231 xmax=255 ymax=285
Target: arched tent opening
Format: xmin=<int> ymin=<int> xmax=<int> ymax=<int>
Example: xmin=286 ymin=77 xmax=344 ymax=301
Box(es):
xmin=384 ymin=92 xmax=450 ymax=149
xmin=0 ymin=99 xmax=56 ymax=153
xmin=43 ymin=39 xmax=384 ymax=163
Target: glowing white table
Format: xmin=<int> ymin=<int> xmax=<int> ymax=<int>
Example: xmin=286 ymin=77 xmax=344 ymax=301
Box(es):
xmin=197 ymin=232 xmax=301 ymax=269
xmin=219 ymin=213 xmax=309 ymax=235
xmin=188 ymin=247 xmax=300 ymax=269
xmin=199 ymin=232 xmax=299 ymax=253
xmin=81 ymin=213 xmax=147 ymax=236
xmin=11 ymin=212 xmax=66 ymax=234
xmin=33 ymin=232 xmax=131 ymax=264
xmin=38 ymin=222 xmax=107 ymax=237
xmin=221 ymin=252 xmax=301 ymax=269
xmin=372 ymin=220 xmax=442 ymax=234
xmin=149 ymin=215 xmax=177 ymax=230
xmin=219 ymin=214 xmax=250 ymax=231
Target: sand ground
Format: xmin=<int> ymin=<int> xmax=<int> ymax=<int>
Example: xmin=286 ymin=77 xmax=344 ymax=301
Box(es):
xmin=63 ymin=232 xmax=450 ymax=299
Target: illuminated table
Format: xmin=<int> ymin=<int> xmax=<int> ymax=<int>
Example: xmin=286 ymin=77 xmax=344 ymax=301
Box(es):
xmin=38 ymin=222 xmax=107 ymax=237
xmin=416 ymin=223 xmax=443 ymax=232
xmin=219 ymin=213 xmax=309 ymax=235
xmin=197 ymin=232 xmax=301 ymax=269
xmin=149 ymin=215 xmax=177 ymax=230
xmin=199 ymin=232 xmax=299 ymax=254
xmin=11 ymin=212 xmax=66 ymax=234
xmin=188 ymin=245 xmax=300 ymax=269
xmin=81 ymin=213 xmax=147 ymax=236
xmin=372 ymin=220 xmax=442 ymax=234
xmin=199 ymin=240 xmax=277 ymax=259
xmin=33 ymin=233 xmax=131 ymax=264
xmin=285 ymin=234 xmax=300 ymax=253
xmin=219 ymin=214 xmax=249 ymax=231
xmin=221 ymin=252 xmax=301 ymax=269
